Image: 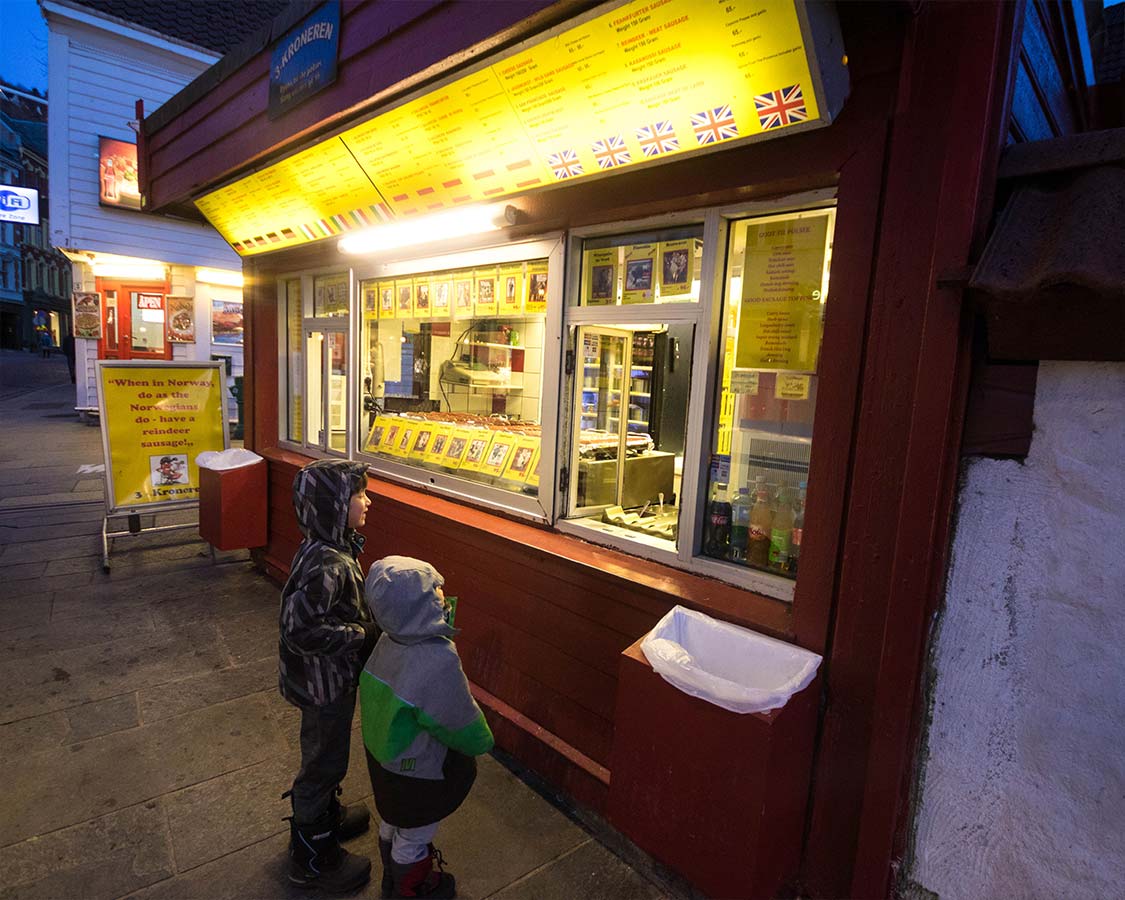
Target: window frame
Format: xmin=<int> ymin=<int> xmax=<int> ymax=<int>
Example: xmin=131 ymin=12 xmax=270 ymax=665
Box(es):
xmin=274 ymin=189 xmax=835 ymax=601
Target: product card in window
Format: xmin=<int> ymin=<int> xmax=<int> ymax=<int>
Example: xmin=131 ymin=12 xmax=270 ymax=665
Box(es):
xmin=736 ymin=213 xmax=829 ymax=371
xmin=443 ymin=427 xmax=474 ymax=469
xmin=474 ymin=269 xmax=498 ymax=316
xmin=525 ymin=261 xmax=548 ymax=313
xmin=365 ymin=415 xmax=393 ymax=453
xmin=729 ymin=370 xmax=759 ymax=395
xmin=658 ymin=239 xmax=696 ymax=300
xmin=431 ymin=276 xmax=452 ymax=318
xmin=524 ymin=446 xmax=541 ymax=489
xmin=391 ymin=424 xmax=416 ymax=458
xmin=395 ymin=279 xmax=414 ymax=318
xmin=378 ymin=282 xmax=396 ymax=318
xmin=623 ymin=244 xmax=656 ymax=304
xmin=414 ymin=277 xmax=432 ymax=319
xmin=498 ymin=263 xmax=524 ymax=316
xmin=585 ymin=248 xmax=618 ymax=306
xmin=409 ymin=425 xmax=434 ymax=460
xmin=362 ymin=282 xmax=378 ymax=318
xmin=480 ymin=434 xmax=516 ymax=477
xmin=424 ymin=424 xmax=454 ymax=465
xmin=774 ymin=373 xmax=810 ymax=400
xmin=453 ymin=276 xmax=474 ymax=318
xmin=381 ymin=419 xmax=402 ymax=454
xmin=458 ymin=429 xmax=494 ymax=473
xmin=501 ymin=435 xmax=539 ymax=483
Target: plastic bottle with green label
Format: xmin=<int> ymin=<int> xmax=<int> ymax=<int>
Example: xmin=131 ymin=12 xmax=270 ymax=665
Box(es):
xmin=769 ymin=486 xmax=793 ymax=572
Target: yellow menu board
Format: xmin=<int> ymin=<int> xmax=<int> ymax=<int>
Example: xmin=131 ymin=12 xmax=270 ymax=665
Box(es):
xmin=96 ymin=361 xmax=226 ymax=513
xmin=197 ymin=0 xmax=838 ymax=256
xmin=735 ymin=213 xmax=830 ymax=371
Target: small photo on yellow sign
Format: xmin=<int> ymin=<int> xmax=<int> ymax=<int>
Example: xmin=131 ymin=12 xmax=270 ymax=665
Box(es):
xmin=409 ymin=424 xmax=434 ymax=460
xmin=658 ymin=238 xmax=697 ymax=300
xmin=380 ymin=419 xmax=402 ymax=454
xmin=525 ymin=261 xmax=548 ymax=313
xmin=623 ymin=244 xmax=656 ymax=304
xmin=498 ymin=263 xmax=523 ymax=315
xmin=430 ymin=275 xmax=452 ymax=318
xmin=480 ymin=433 xmax=516 ymax=478
xmin=394 ymin=280 xmax=414 ymax=319
xmin=391 ymin=423 xmax=416 ymax=458
xmin=378 ymin=282 xmax=396 ymax=319
xmin=365 ymin=414 xmax=393 ymax=453
xmin=443 ymin=427 xmax=475 ymax=469
xmin=501 ymin=435 xmax=539 ymax=483
xmin=453 ymin=275 xmax=474 ymax=319
xmin=362 ymin=281 xmax=378 ymax=318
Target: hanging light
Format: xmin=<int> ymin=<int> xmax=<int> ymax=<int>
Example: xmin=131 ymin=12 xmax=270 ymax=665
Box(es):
xmin=338 ymin=204 xmax=519 ymax=255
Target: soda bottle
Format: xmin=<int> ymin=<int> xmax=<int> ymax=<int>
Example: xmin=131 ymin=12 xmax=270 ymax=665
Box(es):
xmin=729 ymin=487 xmax=751 ymax=563
xmin=789 ymin=481 xmax=806 ymax=576
xmin=769 ymin=486 xmax=793 ymax=572
xmin=748 ymin=477 xmax=772 ymax=569
xmin=703 ymin=482 xmax=731 ymax=559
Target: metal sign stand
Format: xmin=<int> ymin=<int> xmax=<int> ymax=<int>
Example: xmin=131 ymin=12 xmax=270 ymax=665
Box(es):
xmin=95 ymin=359 xmax=229 ymax=572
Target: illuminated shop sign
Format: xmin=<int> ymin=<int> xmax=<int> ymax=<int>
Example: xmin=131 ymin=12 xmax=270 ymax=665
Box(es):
xmin=269 ymin=0 xmax=340 ymax=119
xmin=197 ymin=0 xmax=848 ymax=256
xmin=99 ymin=137 xmax=142 ymax=210
xmin=0 ymin=185 xmax=39 ymax=224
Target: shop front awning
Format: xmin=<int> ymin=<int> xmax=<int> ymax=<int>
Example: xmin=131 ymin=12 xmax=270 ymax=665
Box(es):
xmin=968 ymin=127 xmax=1125 ymax=361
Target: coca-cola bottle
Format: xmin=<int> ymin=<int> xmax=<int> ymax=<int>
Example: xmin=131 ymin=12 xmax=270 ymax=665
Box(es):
xmin=703 ymin=482 xmax=731 ymax=559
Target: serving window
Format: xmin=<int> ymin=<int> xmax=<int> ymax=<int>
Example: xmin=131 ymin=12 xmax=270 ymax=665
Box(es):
xmin=276 ymin=197 xmax=836 ymax=601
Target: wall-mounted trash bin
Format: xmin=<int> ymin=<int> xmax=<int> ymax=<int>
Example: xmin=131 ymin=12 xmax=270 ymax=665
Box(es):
xmin=607 ymin=606 xmax=823 ymax=900
xmin=197 ymin=449 xmax=267 ymax=550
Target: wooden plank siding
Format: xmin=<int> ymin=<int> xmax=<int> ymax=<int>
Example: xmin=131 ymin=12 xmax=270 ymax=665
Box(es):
xmin=51 ymin=18 xmax=239 ymax=268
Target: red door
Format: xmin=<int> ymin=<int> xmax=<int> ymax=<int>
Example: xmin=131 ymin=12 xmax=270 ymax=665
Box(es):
xmin=97 ymin=280 xmax=173 ymax=361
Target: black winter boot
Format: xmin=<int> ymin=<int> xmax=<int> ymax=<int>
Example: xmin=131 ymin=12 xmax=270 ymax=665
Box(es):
xmin=330 ymin=787 xmax=371 ymax=841
xmin=389 ymin=846 xmax=455 ymax=898
xmin=287 ymin=811 xmax=371 ymax=893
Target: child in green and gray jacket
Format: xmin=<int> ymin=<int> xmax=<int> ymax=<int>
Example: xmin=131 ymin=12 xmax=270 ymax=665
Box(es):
xmin=361 ymin=556 xmax=493 ymax=899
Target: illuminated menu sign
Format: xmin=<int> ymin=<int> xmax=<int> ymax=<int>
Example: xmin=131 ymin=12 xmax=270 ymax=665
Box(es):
xmin=196 ymin=0 xmax=846 ymax=256
xmin=99 ymin=137 xmax=141 ymax=210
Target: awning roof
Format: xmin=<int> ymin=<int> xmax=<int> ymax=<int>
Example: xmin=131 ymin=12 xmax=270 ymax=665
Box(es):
xmin=968 ymin=127 xmax=1125 ymax=361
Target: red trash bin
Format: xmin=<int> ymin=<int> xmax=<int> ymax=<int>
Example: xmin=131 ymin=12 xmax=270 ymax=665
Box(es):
xmin=199 ymin=459 xmax=268 ymax=550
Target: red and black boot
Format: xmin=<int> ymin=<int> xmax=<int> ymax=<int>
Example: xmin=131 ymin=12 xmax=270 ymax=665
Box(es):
xmin=389 ymin=846 xmax=455 ymax=899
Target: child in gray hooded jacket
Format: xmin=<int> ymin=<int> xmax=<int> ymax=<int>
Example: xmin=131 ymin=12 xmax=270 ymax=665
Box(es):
xmin=360 ymin=556 xmax=494 ymax=899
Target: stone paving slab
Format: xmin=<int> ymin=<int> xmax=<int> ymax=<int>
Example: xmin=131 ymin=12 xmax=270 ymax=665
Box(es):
xmin=2 ymin=693 xmax=287 ymax=847
xmin=139 ymin=657 xmax=274 ymax=724
xmin=0 ymin=560 xmax=47 ymax=583
xmin=0 ymin=481 xmax=80 ymax=500
xmin=0 ymin=533 xmax=102 ymax=564
xmin=0 ymin=621 xmax=227 ymax=723
xmin=0 ymin=800 xmax=174 ymax=900
xmin=0 ymin=608 xmax=155 ymax=659
xmin=0 ymin=465 xmax=90 ymax=486
xmin=492 ymin=838 xmax=669 ymax=900
xmin=216 ymin=606 xmax=281 ymax=667
xmin=0 ymin=571 xmax=93 ymax=601
xmin=0 ymin=520 xmax=104 ymax=546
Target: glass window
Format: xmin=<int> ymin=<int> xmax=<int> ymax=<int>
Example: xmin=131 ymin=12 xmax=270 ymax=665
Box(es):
xmin=578 ymin=226 xmax=703 ymax=306
xmin=313 ymin=273 xmax=349 ymax=316
xmin=700 ymin=208 xmax=835 ymax=579
xmin=130 ymin=292 xmax=165 ymax=353
xmin=357 ymin=257 xmax=549 ymax=498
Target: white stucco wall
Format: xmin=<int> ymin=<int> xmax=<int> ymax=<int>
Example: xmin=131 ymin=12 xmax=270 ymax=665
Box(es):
xmin=907 ymin=361 xmax=1125 ymax=899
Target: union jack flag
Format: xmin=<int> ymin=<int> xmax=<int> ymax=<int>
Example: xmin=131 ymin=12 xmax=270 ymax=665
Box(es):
xmin=547 ymin=148 xmax=584 ymax=180
xmin=691 ymin=105 xmax=739 ymax=144
xmin=635 ymin=121 xmax=679 ymax=157
xmin=591 ymin=135 xmax=631 ymax=169
xmin=754 ymin=84 xmax=808 ymax=130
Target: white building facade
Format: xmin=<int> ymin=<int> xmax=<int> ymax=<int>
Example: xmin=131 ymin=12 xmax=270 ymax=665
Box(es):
xmin=42 ymin=0 xmax=245 ymax=420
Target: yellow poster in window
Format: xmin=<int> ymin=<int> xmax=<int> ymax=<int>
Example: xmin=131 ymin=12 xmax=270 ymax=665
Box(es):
xmin=378 ymin=281 xmax=396 ymax=319
xmin=501 ymin=435 xmax=540 ymax=483
xmin=736 ymin=214 xmax=829 ymax=372
xmin=525 ymin=260 xmax=548 ymax=313
xmin=585 ymin=248 xmax=618 ymax=306
xmin=394 ymin=279 xmax=414 ymax=319
xmin=361 ymin=281 xmax=379 ymax=319
xmin=390 ymin=422 xmax=416 ymax=458
xmin=480 ymin=432 xmax=516 ymax=477
xmin=95 ymin=361 xmax=227 ymax=513
xmin=409 ymin=423 xmax=435 ymax=460
xmin=380 ymin=417 xmax=402 ymax=454
xmin=774 ymin=373 xmax=810 ymax=400
xmin=498 ymin=263 xmax=524 ymax=316
xmin=414 ymin=276 xmax=432 ymax=319
xmin=365 ymin=414 xmax=393 ymax=453
xmin=424 ymin=423 xmax=454 ymax=465
xmin=443 ymin=427 xmax=474 ymax=469
xmin=658 ymin=239 xmax=696 ymax=300
xmin=524 ymin=446 xmax=541 ymax=489
xmin=430 ymin=275 xmax=452 ymax=318
xmin=458 ymin=428 xmax=494 ymax=473
xmin=623 ymin=243 xmax=656 ymax=304
xmin=474 ymin=268 xmax=498 ymax=317
xmin=453 ymin=275 xmax=474 ymax=319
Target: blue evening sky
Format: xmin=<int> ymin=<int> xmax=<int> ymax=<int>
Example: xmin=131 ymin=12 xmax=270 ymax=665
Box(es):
xmin=0 ymin=0 xmax=49 ymax=92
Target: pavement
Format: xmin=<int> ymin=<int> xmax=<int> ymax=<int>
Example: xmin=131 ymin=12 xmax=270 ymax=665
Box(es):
xmin=0 ymin=349 xmax=679 ymax=900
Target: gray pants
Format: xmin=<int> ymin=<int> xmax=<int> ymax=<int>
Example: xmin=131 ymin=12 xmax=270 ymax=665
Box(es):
xmin=291 ymin=689 xmax=356 ymax=824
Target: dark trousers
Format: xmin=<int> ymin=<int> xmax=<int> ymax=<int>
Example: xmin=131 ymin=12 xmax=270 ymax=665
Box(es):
xmin=291 ymin=689 xmax=356 ymax=825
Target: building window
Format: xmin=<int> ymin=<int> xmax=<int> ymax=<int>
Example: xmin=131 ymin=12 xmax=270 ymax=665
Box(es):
xmin=276 ymin=199 xmax=835 ymax=597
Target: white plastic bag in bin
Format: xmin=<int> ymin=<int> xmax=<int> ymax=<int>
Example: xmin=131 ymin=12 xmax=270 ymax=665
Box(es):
xmin=640 ymin=605 xmax=822 ymax=714
xmin=196 ymin=448 xmax=263 ymax=470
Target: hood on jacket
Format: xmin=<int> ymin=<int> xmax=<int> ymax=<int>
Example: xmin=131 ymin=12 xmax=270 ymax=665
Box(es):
xmin=292 ymin=459 xmax=369 ymax=548
xmin=365 ymin=556 xmax=454 ymax=644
